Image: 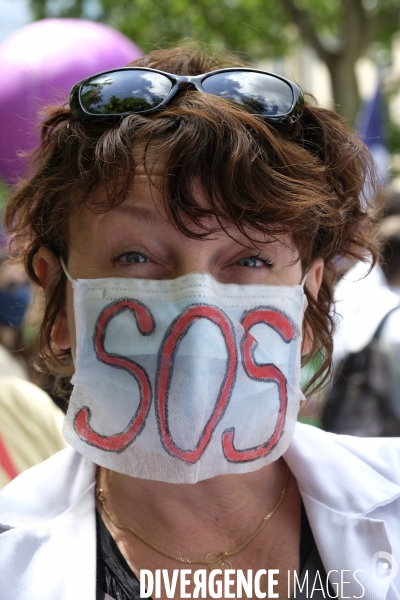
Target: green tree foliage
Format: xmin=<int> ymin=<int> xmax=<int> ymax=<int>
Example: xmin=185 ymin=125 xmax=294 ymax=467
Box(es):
xmin=30 ymin=0 xmax=400 ymax=123
xmin=0 ymin=180 xmax=9 ymax=213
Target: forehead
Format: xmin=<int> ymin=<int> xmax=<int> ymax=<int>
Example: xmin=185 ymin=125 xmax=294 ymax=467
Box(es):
xmin=73 ymin=165 xmax=254 ymax=233
xmin=69 ymin=170 xmax=300 ymax=268
xmin=80 ymin=160 xmax=273 ymax=234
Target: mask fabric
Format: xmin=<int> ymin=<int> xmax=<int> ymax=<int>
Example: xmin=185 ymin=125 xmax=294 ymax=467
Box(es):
xmin=62 ymin=271 xmax=308 ymax=483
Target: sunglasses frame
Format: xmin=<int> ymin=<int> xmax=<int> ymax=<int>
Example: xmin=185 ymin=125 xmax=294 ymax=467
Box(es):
xmin=70 ymin=66 xmax=304 ymax=125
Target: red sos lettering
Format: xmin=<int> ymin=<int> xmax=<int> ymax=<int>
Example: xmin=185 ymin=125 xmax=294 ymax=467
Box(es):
xmin=155 ymin=305 xmax=237 ymax=463
xmin=222 ymin=309 xmax=297 ymax=462
xmin=74 ymin=299 xmax=154 ymax=451
xmin=74 ymin=301 xmax=297 ymax=462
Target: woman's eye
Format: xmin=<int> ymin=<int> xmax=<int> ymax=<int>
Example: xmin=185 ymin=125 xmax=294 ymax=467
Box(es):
xmin=236 ymin=256 xmax=273 ymax=268
xmin=113 ymin=251 xmax=149 ymax=264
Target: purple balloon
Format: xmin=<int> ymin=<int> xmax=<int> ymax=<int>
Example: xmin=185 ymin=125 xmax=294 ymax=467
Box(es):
xmin=0 ymin=18 xmax=142 ymax=184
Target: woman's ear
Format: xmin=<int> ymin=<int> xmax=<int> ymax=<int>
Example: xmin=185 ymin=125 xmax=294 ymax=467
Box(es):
xmin=33 ymin=247 xmax=71 ymax=351
xmin=301 ymin=257 xmax=324 ymax=356
xmin=304 ymin=257 xmax=324 ymax=301
xmin=33 ymin=247 xmax=61 ymax=295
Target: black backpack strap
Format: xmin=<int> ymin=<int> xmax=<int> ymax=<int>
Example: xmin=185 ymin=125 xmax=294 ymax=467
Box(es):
xmin=372 ymin=304 xmax=400 ymax=341
xmin=322 ymin=304 xmax=400 ymax=435
xmin=362 ymin=304 xmax=400 ymax=376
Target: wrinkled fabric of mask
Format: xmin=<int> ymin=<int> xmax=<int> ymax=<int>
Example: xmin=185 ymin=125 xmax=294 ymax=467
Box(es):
xmin=63 ymin=273 xmax=307 ymax=483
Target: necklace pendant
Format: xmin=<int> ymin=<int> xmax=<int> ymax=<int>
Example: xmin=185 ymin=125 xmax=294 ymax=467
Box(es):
xmin=206 ymin=553 xmax=233 ymax=572
xmin=208 ymin=564 xmax=220 ymax=572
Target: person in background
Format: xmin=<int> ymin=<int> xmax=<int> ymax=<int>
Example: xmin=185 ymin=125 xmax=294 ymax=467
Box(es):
xmin=331 ymin=188 xmax=400 ymax=367
xmin=0 ymin=250 xmax=30 ymax=379
xmin=375 ymin=214 xmax=400 ymax=425
xmin=380 ymin=214 xmax=400 ymax=295
xmin=321 ymin=211 xmax=400 ymax=437
xmin=0 ymin=252 xmax=67 ymax=487
xmin=0 ymin=376 xmax=67 ymax=488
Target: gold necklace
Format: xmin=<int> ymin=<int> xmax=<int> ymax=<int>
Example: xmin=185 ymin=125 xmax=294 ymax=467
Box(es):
xmin=96 ymin=466 xmax=290 ymax=572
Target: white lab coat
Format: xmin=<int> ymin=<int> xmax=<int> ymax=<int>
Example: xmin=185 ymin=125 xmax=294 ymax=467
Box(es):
xmin=0 ymin=423 xmax=399 ymax=600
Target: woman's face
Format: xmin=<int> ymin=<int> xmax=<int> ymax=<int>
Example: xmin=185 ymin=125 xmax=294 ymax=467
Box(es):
xmin=36 ymin=169 xmax=323 ymax=354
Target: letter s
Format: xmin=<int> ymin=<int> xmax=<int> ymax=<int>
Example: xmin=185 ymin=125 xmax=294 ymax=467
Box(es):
xmin=222 ymin=308 xmax=297 ymax=462
xmin=74 ymin=299 xmax=155 ymax=452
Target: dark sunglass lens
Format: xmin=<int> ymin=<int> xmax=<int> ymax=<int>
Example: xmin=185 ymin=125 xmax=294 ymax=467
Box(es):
xmin=202 ymin=72 xmax=293 ymax=116
xmin=80 ymin=70 xmax=173 ymax=115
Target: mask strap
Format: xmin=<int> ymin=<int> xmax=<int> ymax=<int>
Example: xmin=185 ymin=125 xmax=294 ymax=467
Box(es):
xmin=300 ymin=272 xmax=307 ymax=287
xmin=60 ymin=256 xmax=74 ymax=284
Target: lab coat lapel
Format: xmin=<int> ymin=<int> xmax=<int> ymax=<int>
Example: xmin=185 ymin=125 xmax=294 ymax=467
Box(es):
xmin=0 ymin=448 xmax=98 ymax=600
xmin=0 ymin=483 xmax=97 ymax=600
xmin=285 ymin=424 xmax=399 ymax=600
xmin=301 ymin=493 xmax=392 ymax=600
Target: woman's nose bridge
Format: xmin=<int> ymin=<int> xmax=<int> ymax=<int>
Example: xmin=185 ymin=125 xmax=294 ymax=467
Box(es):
xmin=173 ymin=237 xmax=218 ymax=276
xmin=175 ymin=253 xmax=211 ymax=276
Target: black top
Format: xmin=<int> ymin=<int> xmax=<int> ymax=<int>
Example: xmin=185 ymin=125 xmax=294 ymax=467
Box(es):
xmin=96 ymin=503 xmax=329 ymax=600
xmin=96 ymin=509 xmax=142 ymax=600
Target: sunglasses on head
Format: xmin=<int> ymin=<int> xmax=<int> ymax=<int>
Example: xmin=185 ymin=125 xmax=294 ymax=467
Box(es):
xmin=69 ymin=67 xmax=304 ymax=124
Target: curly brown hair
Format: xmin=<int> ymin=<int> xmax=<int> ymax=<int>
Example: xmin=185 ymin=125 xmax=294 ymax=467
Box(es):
xmin=4 ymin=43 xmax=379 ymax=396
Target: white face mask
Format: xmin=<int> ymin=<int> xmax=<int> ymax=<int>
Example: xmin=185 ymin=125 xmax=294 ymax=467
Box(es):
xmin=62 ymin=263 xmax=308 ymax=483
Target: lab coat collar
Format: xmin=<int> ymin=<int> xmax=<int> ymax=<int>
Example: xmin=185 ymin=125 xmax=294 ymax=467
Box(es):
xmin=286 ymin=423 xmax=400 ymax=515
xmin=0 ymin=445 xmax=95 ymax=527
xmin=0 ymin=425 xmax=399 ymax=600
xmin=0 ymin=448 xmax=97 ymax=600
xmin=285 ymin=423 xmax=400 ymax=600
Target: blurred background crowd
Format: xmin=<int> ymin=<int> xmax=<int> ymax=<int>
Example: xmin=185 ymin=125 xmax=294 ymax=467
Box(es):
xmin=1 ymin=0 xmax=400 ymax=487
